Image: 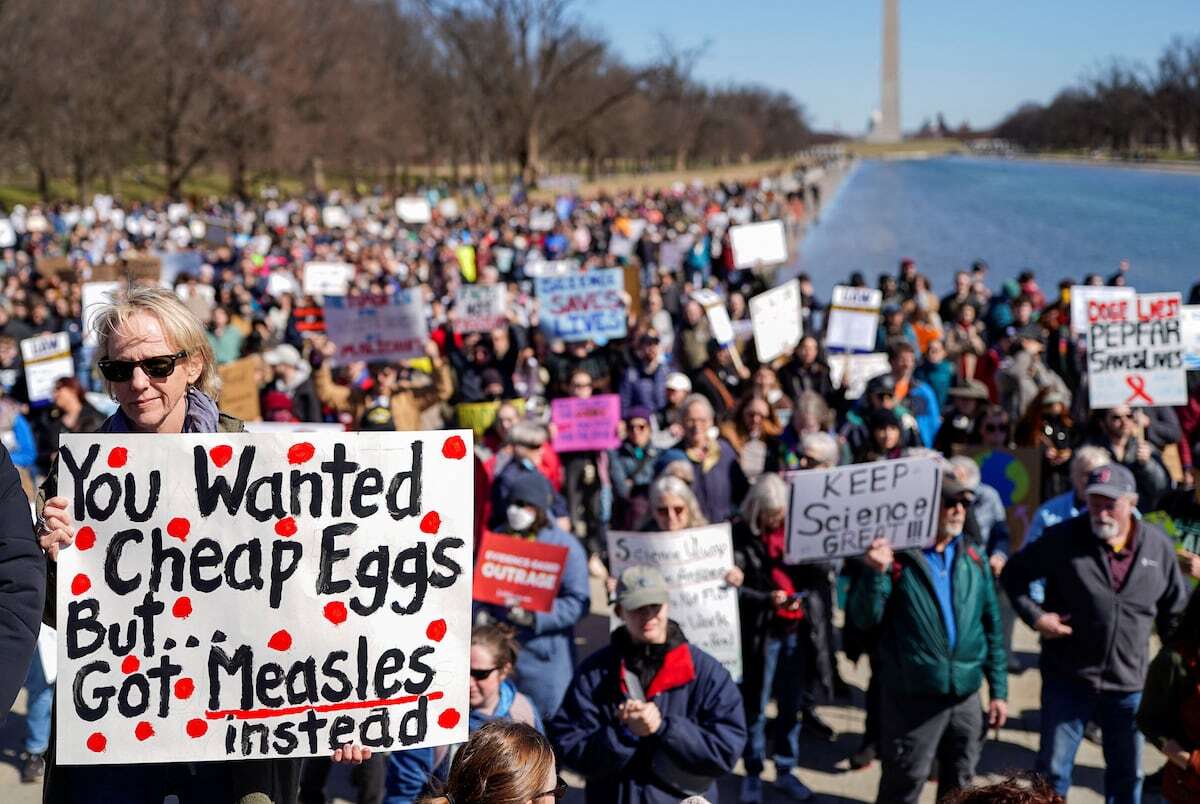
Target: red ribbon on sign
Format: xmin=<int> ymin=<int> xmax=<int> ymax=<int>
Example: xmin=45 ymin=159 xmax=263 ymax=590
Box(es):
xmin=1125 ymin=375 xmax=1153 ymax=404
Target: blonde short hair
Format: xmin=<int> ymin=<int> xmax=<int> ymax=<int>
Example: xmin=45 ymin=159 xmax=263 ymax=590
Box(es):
xmin=91 ymin=285 xmax=220 ymax=399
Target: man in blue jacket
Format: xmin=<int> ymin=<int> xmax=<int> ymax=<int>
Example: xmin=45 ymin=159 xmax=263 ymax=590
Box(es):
xmin=550 ymin=566 xmax=746 ymax=803
xmin=0 ymin=443 xmax=44 ymax=719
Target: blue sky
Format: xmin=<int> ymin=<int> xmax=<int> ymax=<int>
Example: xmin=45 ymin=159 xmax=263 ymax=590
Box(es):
xmin=577 ymin=1 xmax=1196 ymax=133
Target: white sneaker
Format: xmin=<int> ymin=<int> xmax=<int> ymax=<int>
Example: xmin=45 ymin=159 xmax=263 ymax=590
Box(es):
xmin=777 ymin=772 xmax=816 ymax=801
xmin=739 ymin=775 xmax=764 ymax=803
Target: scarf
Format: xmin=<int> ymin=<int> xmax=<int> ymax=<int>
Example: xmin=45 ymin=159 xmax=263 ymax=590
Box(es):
xmin=101 ymin=387 xmax=221 ymax=434
xmin=764 ymin=526 xmax=805 ymax=622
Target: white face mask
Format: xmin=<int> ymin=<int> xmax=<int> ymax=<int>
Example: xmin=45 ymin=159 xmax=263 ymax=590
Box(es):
xmin=506 ymin=504 xmax=537 ymax=532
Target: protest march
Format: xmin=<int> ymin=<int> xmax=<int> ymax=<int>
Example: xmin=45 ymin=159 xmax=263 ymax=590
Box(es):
xmin=1 ymin=159 xmax=1200 ymax=804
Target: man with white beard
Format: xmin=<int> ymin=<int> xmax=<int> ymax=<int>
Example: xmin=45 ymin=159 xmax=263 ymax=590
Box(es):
xmin=1002 ymin=462 xmax=1190 ymax=803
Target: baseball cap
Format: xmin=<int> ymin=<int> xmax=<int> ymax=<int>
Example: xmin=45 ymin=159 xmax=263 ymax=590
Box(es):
xmin=666 ymin=372 xmax=692 ymax=392
xmin=947 ymin=379 xmax=989 ymax=401
xmin=263 ymin=343 xmax=303 ymax=368
xmin=616 ymin=566 xmax=669 ymax=610
xmin=1085 ymin=463 xmax=1137 ymax=499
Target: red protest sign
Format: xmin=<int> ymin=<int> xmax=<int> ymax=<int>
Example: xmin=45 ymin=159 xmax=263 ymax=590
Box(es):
xmin=472 ymin=531 xmax=568 ymax=613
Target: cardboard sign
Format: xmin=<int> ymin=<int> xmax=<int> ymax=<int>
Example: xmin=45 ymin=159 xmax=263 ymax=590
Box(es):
xmin=825 ymin=286 xmax=882 ymax=353
xmin=82 ymin=282 xmax=124 ymax=347
xmin=217 ymin=356 xmax=262 ymax=423
xmin=55 ymin=430 xmax=474 ymax=764
xmin=36 ymin=255 xmax=72 ymax=277
xmin=749 ymin=280 xmax=803 ymax=363
xmin=828 ymin=353 xmax=891 ymax=400
xmin=21 ymin=332 xmax=74 ymax=405
xmin=395 ymin=197 xmax=432 ymax=225
xmin=303 ymin=262 xmax=354 ymax=297
xmin=729 ymin=220 xmax=788 ymax=269
xmin=786 ymin=457 xmax=942 ymax=562
xmin=536 ymin=270 xmax=627 ymax=343
xmin=472 ymin=532 xmax=568 ymax=613
xmin=324 ymin=292 xmax=427 ymax=367
xmin=454 ymin=285 xmax=506 ymax=333
xmin=1070 ymin=285 xmax=1136 ymax=337
xmin=1086 ymin=292 xmax=1186 ymax=408
xmin=550 ymin=394 xmax=620 ymax=452
xmin=455 ymin=399 xmax=525 ymax=438
xmin=1182 ymin=305 xmax=1200 ymax=372
xmin=121 ymin=253 xmax=164 ymax=283
xmin=958 ymin=446 xmax=1042 ymax=551
xmin=607 ymin=525 xmax=742 ymax=682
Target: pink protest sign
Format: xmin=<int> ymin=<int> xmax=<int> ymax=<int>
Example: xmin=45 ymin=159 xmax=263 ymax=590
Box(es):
xmin=550 ymin=394 xmax=620 ymax=452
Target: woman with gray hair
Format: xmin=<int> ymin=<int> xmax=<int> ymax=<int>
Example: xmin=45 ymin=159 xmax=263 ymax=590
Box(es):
xmin=731 ymin=473 xmax=820 ymax=802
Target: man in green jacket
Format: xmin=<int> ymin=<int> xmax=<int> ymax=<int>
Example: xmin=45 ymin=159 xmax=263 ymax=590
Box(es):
xmin=849 ymin=474 xmax=1008 ymax=803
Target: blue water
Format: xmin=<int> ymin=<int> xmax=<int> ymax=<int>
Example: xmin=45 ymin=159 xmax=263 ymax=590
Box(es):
xmin=795 ymin=156 xmax=1200 ymax=298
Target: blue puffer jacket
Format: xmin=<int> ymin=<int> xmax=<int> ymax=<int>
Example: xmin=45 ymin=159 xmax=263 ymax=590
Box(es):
xmin=473 ymin=524 xmax=590 ymax=720
xmin=550 ymin=627 xmax=746 ymax=804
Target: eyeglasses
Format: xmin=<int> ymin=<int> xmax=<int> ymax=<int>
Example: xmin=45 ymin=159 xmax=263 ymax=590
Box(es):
xmin=533 ymin=775 xmax=568 ymax=800
xmin=468 ymin=667 xmax=498 ymax=681
xmin=656 ymin=505 xmax=686 ymax=517
xmin=98 ymin=351 xmax=188 ymax=382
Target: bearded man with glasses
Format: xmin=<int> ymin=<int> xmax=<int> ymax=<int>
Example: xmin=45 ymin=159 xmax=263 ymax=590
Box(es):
xmin=1085 ymin=404 xmax=1172 ymax=511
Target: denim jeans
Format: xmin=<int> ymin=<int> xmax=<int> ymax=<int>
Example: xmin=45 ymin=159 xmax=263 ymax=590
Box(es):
xmin=1036 ymin=673 xmax=1143 ymax=804
xmin=23 ymin=644 xmax=53 ymax=754
xmin=744 ymin=632 xmax=806 ymax=775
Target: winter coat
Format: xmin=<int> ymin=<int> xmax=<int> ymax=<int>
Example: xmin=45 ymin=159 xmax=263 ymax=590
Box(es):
xmin=656 ymin=438 xmax=748 ymax=524
xmin=313 ymin=360 xmax=453 ymax=432
xmin=0 ymin=444 xmax=44 ymax=719
xmin=618 ymin=362 xmax=668 ymax=416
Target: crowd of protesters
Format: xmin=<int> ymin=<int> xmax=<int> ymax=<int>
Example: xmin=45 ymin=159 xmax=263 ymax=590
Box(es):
xmin=4 ymin=167 xmax=1200 ymax=804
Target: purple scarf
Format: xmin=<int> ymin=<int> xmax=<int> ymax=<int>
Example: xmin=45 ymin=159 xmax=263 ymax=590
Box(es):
xmin=100 ymin=387 xmax=221 ymax=434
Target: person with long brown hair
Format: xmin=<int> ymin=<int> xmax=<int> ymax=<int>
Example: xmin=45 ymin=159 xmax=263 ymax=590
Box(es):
xmin=418 ymin=721 xmax=564 ymax=804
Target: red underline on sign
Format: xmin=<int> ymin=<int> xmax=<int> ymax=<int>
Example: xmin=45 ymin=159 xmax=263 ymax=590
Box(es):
xmin=206 ymin=691 xmax=445 ymax=721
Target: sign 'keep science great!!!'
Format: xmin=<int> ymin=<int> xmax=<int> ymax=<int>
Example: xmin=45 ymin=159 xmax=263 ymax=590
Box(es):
xmin=55 ymin=431 xmax=473 ymax=765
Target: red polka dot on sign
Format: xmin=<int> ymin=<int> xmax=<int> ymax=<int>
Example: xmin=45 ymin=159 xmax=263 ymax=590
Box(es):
xmin=134 ymin=721 xmax=155 ymax=741
xmin=107 ymin=447 xmax=127 ymax=468
xmin=86 ymin=732 xmax=106 ymax=753
xmin=426 ymin=619 xmax=447 ymax=642
xmin=288 ymin=442 xmax=315 ymax=465
xmin=75 ymin=526 xmax=96 ymax=551
xmin=437 ymin=708 xmax=461 ymax=729
xmin=166 ymin=518 xmax=190 ymax=542
xmin=174 ymin=678 xmax=195 ymax=699
xmin=172 ymin=597 xmax=193 ymax=619
xmin=121 ymin=655 xmax=140 ymax=674
xmin=71 ymin=574 xmax=91 ymax=595
xmin=267 ymin=629 xmax=292 ymax=651
xmin=324 ymin=601 xmax=348 ymax=625
xmin=274 ymin=517 xmax=298 ymax=537
xmin=441 ymin=436 xmax=467 ymax=459
xmin=209 ymin=445 xmax=233 ymax=468
xmin=186 ymin=719 xmax=208 ymax=738
xmin=419 ymin=511 xmax=440 ymax=534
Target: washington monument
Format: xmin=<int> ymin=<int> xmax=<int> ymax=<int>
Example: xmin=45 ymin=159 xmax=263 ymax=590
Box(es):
xmin=868 ymin=0 xmax=901 ymax=142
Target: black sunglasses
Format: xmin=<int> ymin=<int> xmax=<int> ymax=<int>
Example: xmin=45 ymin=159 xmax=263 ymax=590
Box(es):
xmin=98 ymin=351 xmax=188 ymax=382
xmin=942 ymin=495 xmax=975 ymax=509
xmin=533 ymin=776 xmax=568 ymax=800
xmin=469 ymin=666 xmax=498 ymax=681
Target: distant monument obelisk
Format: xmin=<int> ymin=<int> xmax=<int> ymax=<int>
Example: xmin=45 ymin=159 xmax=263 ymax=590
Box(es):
xmin=867 ymin=0 xmax=901 ymax=143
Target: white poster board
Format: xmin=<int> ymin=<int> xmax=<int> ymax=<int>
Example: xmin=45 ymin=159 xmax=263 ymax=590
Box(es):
xmin=20 ymin=332 xmax=74 ymax=405
xmin=692 ymin=289 xmax=734 ymax=346
xmin=395 ymin=197 xmax=432 ymax=225
xmin=303 ymin=262 xmax=354 ymax=297
xmin=1070 ymin=285 xmax=1136 ymax=337
xmin=828 ymin=353 xmax=892 ymax=400
xmin=749 ymin=279 xmax=803 ymax=362
xmin=607 ymin=525 xmax=742 ymax=682
xmin=0 ymin=218 xmax=16 ymax=248
xmin=55 ymin=430 xmax=474 ymax=764
xmin=454 ymin=285 xmax=507 ymax=333
xmin=786 ymin=457 xmax=942 ymax=562
xmin=1086 ymin=292 xmax=1186 ymax=408
xmin=1181 ymin=305 xmax=1200 ymax=372
xmin=824 ymin=286 xmax=882 ymax=353
xmin=729 ymin=220 xmax=788 ymax=269
xmin=321 ymin=205 xmax=351 ymax=229
xmin=82 ymin=281 xmax=123 ymax=347
xmin=324 ymin=291 xmax=427 ymax=366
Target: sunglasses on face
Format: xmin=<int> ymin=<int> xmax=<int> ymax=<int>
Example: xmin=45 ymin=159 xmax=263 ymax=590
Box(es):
xmin=533 ymin=775 xmax=568 ymax=800
xmin=656 ymin=505 xmax=686 ymax=517
xmin=98 ymin=351 xmax=188 ymax=382
xmin=468 ymin=666 xmax=498 ymax=681
xmin=942 ymin=495 xmax=975 ymax=510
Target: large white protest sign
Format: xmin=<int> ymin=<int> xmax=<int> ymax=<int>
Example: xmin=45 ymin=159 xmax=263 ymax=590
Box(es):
xmin=825 ymin=286 xmax=882 ymax=353
xmin=786 ymin=457 xmax=942 ymax=562
xmin=55 ymin=430 xmax=474 ymax=764
xmin=1086 ymin=292 xmax=1186 ymax=408
xmin=607 ymin=525 xmax=742 ymax=682
xmin=524 ymin=259 xmax=578 ymax=279
xmin=749 ymin=280 xmax=803 ymax=362
xmin=303 ymin=262 xmax=354 ymax=297
xmin=324 ymin=292 xmax=427 ymax=366
xmin=0 ymin=218 xmax=15 ymax=248
xmin=454 ymin=285 xmax=507 ymax=333
xmin=21 ymin=332 xmax=74 ymax=405
xmin=729 ymin=220 xmax=788 ymax=269
xmin=82 ymin=281 xmax=123 ymax=347
xmin=395 ymin=197 xmax=432 ymax=225
xmin=536 ymin=269 xmax=627 ymax=342
xmin=828 ymin=353 xmax=892 ymax=400
xmin=1070 ymin=285 xmax=1136 ymax=337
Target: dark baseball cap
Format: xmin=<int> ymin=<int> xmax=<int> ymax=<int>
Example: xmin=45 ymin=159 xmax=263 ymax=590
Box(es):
xmin=1085 ymin=463 xmax=1137 ymax=499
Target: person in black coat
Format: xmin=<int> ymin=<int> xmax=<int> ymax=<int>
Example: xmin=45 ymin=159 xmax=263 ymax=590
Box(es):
xmin=0 ymin=442 xmax=45 ymax=719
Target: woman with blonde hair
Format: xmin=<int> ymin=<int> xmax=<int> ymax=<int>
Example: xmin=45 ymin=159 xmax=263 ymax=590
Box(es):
xmin=418 ymin=721 xmax=565 ymax=804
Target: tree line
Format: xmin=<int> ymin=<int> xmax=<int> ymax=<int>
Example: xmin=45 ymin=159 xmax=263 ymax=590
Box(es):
xmin=995 ymin=34 xmax=1200 ymax=154
xmin=0 ymin=0 xmax=812 ymax=202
